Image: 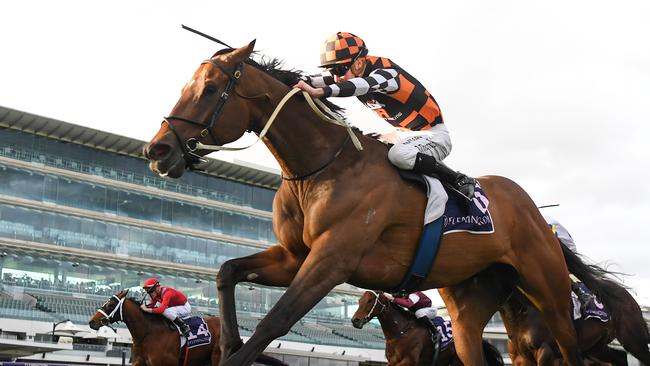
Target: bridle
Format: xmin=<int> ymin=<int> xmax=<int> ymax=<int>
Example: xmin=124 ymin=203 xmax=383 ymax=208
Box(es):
xmin=96 ymin=294 xmax=127 ymax=327
xmin=162 ymin=59 xmax=244 ymax=171
xmin=160 ymin=55 xmax=363 ymax=178
xmin=361 ymin=291 xmax=388 ymax=322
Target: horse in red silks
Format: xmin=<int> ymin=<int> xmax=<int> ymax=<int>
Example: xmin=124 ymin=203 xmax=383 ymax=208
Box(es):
xmin=88 ymin=290 xmax=285 ymax=366
xmin=144 ymin=41 xmax=584 ymax=366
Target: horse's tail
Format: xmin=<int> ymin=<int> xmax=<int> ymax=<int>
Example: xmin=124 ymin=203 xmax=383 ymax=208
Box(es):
xmin=559 ymin=241 xmax=628 ymax=312
xmin=481 ymin=339 xmax=505 ymax=366
xmin=607 ymin=285 xmax=650 ymax=365
xmin=254 ymin=352 xmax=288 ymax=366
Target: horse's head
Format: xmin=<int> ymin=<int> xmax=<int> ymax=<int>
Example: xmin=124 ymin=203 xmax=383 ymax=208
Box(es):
xmin=351 ymin=291 xmax=388 ymax=329
xmin=144 ymin=41 xmax=262 ymax=177
xmin=89 ymin=289 xmax=130 ymax=330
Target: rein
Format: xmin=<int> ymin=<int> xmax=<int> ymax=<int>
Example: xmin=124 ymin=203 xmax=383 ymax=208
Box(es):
xmin=189 ymin=88 xmax=363 ymax=153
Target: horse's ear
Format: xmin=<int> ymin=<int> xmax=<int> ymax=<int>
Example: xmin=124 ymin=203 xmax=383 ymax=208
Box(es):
xmin=230 ymin=39 xmax=256 ymax=62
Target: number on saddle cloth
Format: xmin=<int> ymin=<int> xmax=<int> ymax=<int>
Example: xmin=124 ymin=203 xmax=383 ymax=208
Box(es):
xmin=180 ymin=316 xmax=212 ymax=348
xmin=432 ymin=316 xmax=453 ymax=349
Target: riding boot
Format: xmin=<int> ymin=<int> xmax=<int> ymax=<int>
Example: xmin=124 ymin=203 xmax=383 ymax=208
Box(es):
xmin=173 ymin=317 xmax=191 ymax=337
xmin=412 ymin=152 xmax=476 ymax=200
xmin=417 ymin=316 xmax=440 ymax=339
xmin=418 ymin=316 xmax=442 ymax=360
xmin=571 ymin=279 xmax=596 ymax=314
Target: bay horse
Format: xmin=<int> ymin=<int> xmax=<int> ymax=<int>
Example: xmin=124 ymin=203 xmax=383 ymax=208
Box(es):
xmin=88 ymin=290 xmax=285 ymax=366
xmin=501 ymin=244 xmax=650 ymax=366
xmin=144 ymin=41 xmax=582 ymax=366
xmin=351 ymin=290 xmax=504 ymax=366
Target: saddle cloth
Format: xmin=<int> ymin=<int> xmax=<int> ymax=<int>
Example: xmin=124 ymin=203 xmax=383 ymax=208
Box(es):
xmin=432 ymin=316 xmax=453 ymax=349
xmin=178 ymin=316 xmax=212 ymax=349
xmin=571 ymin=283 xmax=609 ymax=322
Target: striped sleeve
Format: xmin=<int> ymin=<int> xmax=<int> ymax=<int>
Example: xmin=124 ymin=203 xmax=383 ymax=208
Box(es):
xmin=303 ymin=73 xmax=336 ymax=88
xmin=323 ymin=69 xmax=399 ymax=98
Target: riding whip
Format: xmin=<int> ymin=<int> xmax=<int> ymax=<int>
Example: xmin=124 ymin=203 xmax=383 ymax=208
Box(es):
xmin=181 ymin=24 xmax=233 ymax=48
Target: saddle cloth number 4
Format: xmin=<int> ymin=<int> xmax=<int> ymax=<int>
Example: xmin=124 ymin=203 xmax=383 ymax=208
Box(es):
xmin=187 ymin=322 xmax=210 ymax=340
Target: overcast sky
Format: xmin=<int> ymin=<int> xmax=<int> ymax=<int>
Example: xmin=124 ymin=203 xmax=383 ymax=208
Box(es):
xmin=1 ymin=1 xmax=649 ymax=306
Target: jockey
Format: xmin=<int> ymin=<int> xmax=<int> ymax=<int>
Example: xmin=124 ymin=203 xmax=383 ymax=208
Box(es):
xmin=140 ymin=278 xmax=191 ymax=336
xmin=385 ymin=291 xmax=439 ymax=333
xmin=294 ymin=32 xmax=475 ymax=199
xmin=544 ymin=216 xmax=597 ymax=312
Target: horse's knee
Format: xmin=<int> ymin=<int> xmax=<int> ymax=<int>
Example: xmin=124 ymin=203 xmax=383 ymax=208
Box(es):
xmin=217 ymin=260 xmax=239 ymax=289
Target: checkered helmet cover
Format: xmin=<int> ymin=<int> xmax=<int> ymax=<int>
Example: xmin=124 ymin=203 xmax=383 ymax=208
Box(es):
xmin=319 ymin=32 xmax=367 ymax=67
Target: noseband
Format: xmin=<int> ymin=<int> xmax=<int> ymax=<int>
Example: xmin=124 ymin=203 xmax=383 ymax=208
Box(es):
xmin=96 ymin=294 xmax=126 ymax=326
xmin=162 ymin=59 xmax=244 ymax=170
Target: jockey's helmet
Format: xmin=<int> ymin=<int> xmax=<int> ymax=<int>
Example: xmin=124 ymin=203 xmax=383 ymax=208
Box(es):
xmin=143 ymin=277 xmax=160 ymax=293
xmin=319 ymin=32 xmax=367 ymax=68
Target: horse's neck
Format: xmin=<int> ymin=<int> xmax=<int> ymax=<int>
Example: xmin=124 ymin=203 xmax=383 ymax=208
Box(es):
xmin=378 ymin=304 xmax=414 ymax=340
xmin=256 ymin=80 xmax=352 ymax=180
xmin=121 ymin=300 xmax=150 ymax=341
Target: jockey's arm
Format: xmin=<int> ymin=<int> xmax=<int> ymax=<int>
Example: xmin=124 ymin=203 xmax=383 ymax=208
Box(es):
xmin=322 ymin=69 xmax=399 ymax=97
xmin=392 ymin=292 xmax=420 ymax=308
xmin=150 ymin=293 xmax=170 ymax=314
xmin=295 ymin=69 xmax=399 ymax=99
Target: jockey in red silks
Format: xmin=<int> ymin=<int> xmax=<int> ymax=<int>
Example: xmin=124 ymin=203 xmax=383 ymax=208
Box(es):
xmin=140 ymin=277 xmax=191 ymax=336
xmin=385 ymin=291 xmax=439 ymax=331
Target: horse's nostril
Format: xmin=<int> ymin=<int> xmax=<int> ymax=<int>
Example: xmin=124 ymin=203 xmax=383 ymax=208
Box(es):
xmin=148 ymin=143 xmax=171 ymax=160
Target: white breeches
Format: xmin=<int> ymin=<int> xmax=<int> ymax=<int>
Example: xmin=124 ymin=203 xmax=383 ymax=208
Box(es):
xmin=162 ymin=302 xmax=192 ymax=320
xmin=387 ymin=123 xmax=452 ymax=170
xmin=415 ymin=307 xmax=438 ymax=320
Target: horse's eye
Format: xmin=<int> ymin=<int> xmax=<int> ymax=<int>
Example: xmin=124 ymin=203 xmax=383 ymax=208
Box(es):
xmin=204 ymin=85 xmax=218 ymax=96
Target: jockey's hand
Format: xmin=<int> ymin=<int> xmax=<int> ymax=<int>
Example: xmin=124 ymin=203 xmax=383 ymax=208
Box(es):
xmin=384 ymin=293 xmax=394 ymax=301
xmin=140 ymin=304 xmax=152 ymax=312
xmin=293 ymin=80 xmax=325 ymax=98
xmin=378 ymin=131 xmax=401 ymax=145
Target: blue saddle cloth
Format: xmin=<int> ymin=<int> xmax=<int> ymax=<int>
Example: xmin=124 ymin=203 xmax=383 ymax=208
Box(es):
xmin=432 ymin=316 xmax=453 ymax=349
xmin=183 ymin=316 xmax=212 ymax=348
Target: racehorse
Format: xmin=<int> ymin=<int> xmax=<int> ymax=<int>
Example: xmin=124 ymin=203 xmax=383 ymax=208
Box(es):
xmin=88 ymin=290 xmax=286 ymax=366
xmin=144 ymin=41 xmax=583 ymax=366
xmin=351 ymin=291 xmax=504 ymax=366
xmin=501 ymin=244 xmax=650 ymax=366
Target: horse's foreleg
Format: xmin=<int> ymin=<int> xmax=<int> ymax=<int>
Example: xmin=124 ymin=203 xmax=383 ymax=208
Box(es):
xmin=217 ymin=245 xmax=303 ymax=362
xmin=517 ymin=258 xmax=582 ymax=366
xmin=221 ymin=249 xmax=351 ymax=366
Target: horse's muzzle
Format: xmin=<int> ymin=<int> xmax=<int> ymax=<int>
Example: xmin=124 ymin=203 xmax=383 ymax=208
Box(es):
xmin=351 ymin=318 xmax=367 ymax=329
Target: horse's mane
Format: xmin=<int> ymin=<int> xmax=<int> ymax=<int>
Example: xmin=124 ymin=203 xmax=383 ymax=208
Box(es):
xmin=388 ymin=300 xmax=420 ymax=323
xmin=211 ymin=48 xmax=349 ymax=122
xmin=124 ymin=297 xmax=165 ymax=322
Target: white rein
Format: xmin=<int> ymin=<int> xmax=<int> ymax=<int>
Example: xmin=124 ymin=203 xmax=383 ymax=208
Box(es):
xmin=190 ymin=89 xmax=363 ymax=152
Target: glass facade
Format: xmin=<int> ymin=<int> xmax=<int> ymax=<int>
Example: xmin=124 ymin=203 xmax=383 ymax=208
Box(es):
xmin=0 ymin=165 xmax=274 ymax=243
xmin=0 ymin=128 xmax=276 ymax=210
